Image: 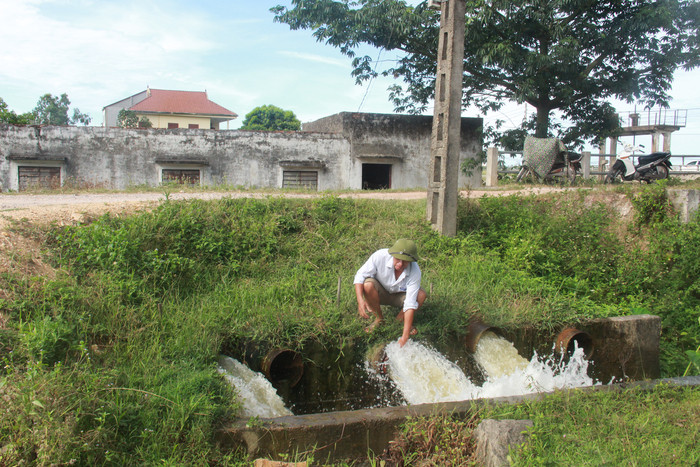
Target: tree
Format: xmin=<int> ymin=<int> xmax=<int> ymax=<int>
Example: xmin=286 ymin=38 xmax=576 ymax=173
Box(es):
xmin=240 ymin=105 xmax=301 ymax=131
xmin=272 ymin=0 xmax=699 ymax=146
xmin=117 ymin=109 xmax=152 ymax=129
xmin=72 ymin=108 xmax=92 ymax=126
xmin=0 ymin=98 xmax=33 ymax=124
xmin=32 ymin=93 xmax=92 ymax=126
xmin=117 ymin=109 xmax=139 ymax=128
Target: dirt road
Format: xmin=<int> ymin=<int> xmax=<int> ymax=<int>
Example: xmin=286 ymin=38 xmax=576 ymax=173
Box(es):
xmin=0 ymin=187 xmax=567 ymax=231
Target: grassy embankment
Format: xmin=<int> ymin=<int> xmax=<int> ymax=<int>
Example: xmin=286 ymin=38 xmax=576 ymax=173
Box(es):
xmin=0 ymin=182 xmax=698 ymax=465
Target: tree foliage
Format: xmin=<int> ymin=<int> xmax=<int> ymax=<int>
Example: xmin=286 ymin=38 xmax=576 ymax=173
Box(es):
xmin=272 ymin=0 xmax=699 ymax=145
xmin=117 ymin=109 xmax=153 ymax=129
xmin=32 ymin=93 xmax=92 ymax=126
xmin=240 ymin=105 xmax=301 ymax=131
xmin=0 ymin=98 xmax=33 ymax=124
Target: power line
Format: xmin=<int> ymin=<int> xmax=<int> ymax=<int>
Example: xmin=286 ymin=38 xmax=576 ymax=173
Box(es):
xmin=357 ymin=48 xmax=383 ymax=112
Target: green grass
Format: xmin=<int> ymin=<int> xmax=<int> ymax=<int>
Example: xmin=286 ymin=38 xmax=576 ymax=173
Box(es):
xmin=503 ymin=383 xmax=700 ymax=466
xmin=1 ymin=186 xmax=699 ymax=464
xmin=380 ymin=383 xmax=699 ymax=466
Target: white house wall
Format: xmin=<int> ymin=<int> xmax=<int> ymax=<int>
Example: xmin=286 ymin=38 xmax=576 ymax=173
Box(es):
xmin=139 ymin=114 xmax=212 ymax=130
xmin=102 ymin=90 xmax=149 ymax=128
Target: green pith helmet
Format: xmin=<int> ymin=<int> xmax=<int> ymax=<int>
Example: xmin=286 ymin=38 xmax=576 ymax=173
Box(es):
xmin=389 ymin=238 xmax=419 ymax=262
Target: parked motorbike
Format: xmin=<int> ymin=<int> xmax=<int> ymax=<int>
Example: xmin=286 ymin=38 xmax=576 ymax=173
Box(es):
xmin=516 ymin=136 xmax=582 ymax=183
xmin=604 ymin=144 xmax=672 ymax=184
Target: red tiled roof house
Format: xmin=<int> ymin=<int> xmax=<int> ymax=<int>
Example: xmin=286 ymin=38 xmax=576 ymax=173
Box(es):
xmin=103 ymin=88 xmax=238 ymax=130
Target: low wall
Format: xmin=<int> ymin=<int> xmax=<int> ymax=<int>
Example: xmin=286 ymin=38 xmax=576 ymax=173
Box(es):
xmin=217 ymin=377 xmax=699 ymax=463
xmin=0 ymin=113 xmax=484 ymax=192
xmin=669 ymin=189 xmax=700 ymax=223
xmin=0 ymin=125 xmax=348 ymax=191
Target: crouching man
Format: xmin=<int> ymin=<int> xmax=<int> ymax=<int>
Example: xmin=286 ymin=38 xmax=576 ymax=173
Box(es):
xmin=354 ymin=239 xmax=426 ymax=347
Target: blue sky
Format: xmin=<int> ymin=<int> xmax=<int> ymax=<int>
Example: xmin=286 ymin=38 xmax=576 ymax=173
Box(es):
xmin=1 ymin=0 xmax=699 ymax=156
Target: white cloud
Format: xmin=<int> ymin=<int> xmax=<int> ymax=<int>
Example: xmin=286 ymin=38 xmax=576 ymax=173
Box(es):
xmin=277 ymin=51 xmax=349 ymax=68
xmin=0 ymin=0 xmax=223 ymax=119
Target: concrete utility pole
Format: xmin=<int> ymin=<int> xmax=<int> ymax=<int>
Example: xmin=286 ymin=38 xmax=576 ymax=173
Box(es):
xmin=426 ymin=0 xmax=466 ymax=237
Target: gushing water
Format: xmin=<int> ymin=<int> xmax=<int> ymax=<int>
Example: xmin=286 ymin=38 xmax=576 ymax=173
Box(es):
xmin=218 ymin=356 xmax=292 ymax=418
xmin=376 ymin=334 xmax=595 ymax=406
xmin=383 ymin=340 xmax=478 ymax=404
xmin=473 ymin=334 xmax=595 ymax=399
xmin=473 ymin=331 xmax=528 ymax=378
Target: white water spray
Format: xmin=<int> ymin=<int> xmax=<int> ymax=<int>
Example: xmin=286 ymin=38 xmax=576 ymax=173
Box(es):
xmin=383 ymin=340 xmax=479 ymax=404
xmin=218 ymin=356 xmax=292 ymax=418
xmin=473 ymin=331 xmax=528 ymax=378
xmin=473 ymin=333 xmax=595 ymax=399
xmin=377 ymin=334 xmax=595 ymax=406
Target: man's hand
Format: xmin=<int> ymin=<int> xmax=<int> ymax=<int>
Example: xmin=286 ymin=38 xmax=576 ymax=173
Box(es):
xmin=398 ymin=308 xmax=415 ymax=348
xmin=358 ymin=302 xmax=370 ymax=319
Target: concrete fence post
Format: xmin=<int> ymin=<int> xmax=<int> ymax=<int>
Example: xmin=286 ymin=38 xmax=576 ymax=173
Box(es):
xmin=598 ymin=146 xmax=608 ymax=181
xmin=425 ymin=0 xmax=466 ymax=237
xmin=582 ymin=151 xmax=591 ymax=179
xmin=485 ymin=147 xmax=499 ymax=187
xmin=663 ymin=132 xmax=672 ymax=152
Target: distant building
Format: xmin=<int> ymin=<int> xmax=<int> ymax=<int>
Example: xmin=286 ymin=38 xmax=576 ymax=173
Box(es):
xmin=102 ymin=88 xmax=238 ymax=130
xmin=0 ymin=112 xmax=482 ymax=192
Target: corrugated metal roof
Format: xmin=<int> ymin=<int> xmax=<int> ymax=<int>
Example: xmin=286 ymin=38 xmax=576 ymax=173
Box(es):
xmin=129 ymin=89 xmax=237 ymax=117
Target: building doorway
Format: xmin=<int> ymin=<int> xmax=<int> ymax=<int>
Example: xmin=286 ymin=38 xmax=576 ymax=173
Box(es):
xmin=362 ymin=163 xmax=391 ymax=190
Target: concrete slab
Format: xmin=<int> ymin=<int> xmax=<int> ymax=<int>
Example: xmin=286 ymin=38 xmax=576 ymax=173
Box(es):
xmin=474 ymin=419 xmax=534 ymax=467
xmin=669 ymin=189 xmax=699 ymax=223
xmin=216 ymin=377 xmax=699 ymax=463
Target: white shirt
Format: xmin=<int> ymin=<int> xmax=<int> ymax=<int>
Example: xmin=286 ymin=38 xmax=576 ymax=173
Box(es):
xmin=353 ymin=248 xmax=422 ymax=312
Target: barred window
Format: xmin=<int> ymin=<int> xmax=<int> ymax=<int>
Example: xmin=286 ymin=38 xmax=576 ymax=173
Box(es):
xmin=282 ymin=170 xmax=318 ymax=190
xmin=162 ymin=169 xmax=200 ymax=185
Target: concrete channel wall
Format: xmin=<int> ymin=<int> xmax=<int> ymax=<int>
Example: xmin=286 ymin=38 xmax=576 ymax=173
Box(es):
xmin=506 ymin=314 xmax=662 ymax=382
xmin=217 ymin=377 xmax=700 ymax=464
xmin=216 ymin=314 xmax=672 ymax=463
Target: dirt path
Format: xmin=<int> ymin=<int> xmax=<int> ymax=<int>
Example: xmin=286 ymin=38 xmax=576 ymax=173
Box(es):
xmin=0 ymin=187 xmax=568 ymax=231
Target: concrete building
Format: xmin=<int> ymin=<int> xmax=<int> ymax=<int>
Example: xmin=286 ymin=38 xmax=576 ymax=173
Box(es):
xmin=102 ymin=88 xmax=238 ymax=130
xmin=302 ymin=112 xmax=481 ymax=190
xmin=0 ymin=112 xmax=482 ymax=192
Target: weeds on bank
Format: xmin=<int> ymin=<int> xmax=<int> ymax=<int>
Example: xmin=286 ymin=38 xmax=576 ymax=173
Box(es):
xmin=0 ymin=342 xmax=240 ymax=465
xmin=4 ymin=189 xmax=699 ymax=366
xmin=1 ymin=187 xmax=699 ymax=464
xmin=383 ymin=412 xmax=480 ymax=466
xmin=371 ymin=383 xmax=699 ymax=466
xmin=500 ymin=384 xmax=700 ymax=466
